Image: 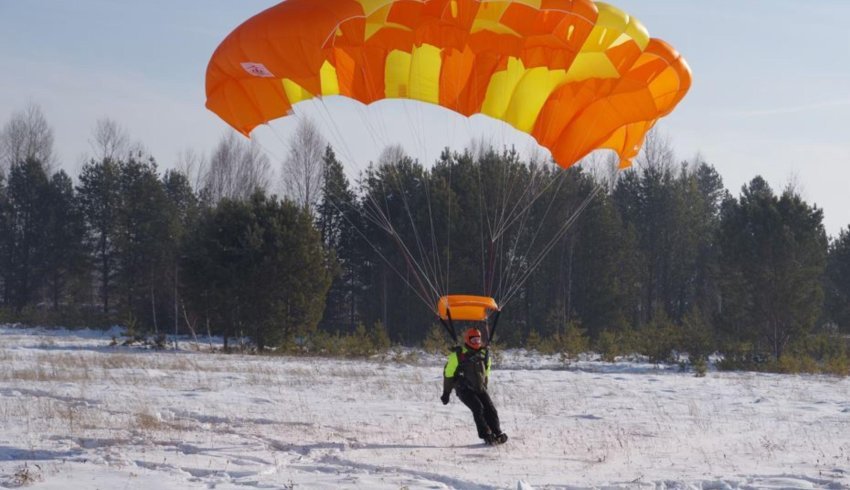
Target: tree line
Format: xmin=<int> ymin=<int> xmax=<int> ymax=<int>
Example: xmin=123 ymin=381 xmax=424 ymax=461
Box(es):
xmin=1 ymin=104 xmax=849 ymax=371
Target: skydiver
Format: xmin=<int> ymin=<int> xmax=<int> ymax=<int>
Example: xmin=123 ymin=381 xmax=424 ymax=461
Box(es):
xmin=440 ymin=327 xmax=508 ymax=445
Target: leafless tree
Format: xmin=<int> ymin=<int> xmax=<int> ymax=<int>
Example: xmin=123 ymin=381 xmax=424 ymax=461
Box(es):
xmin=282 ymin=118 xmax=326 ymax=213
xmin=89 ymin=118 xmax=130 ymax=162
xmin=203 ymin=132 xmax=271 ymax=203
xmin=783 ymin=170 xmax=807 ymax=201
xmin=467 ymin=136 xmax=496 ymax=162
xmin=0 ymin=102 xmax=56 ymax=176
xmin=175 ymin=148 xmax=208 ymax=192
xmin=581 ymin=150 xmax=621 ymax=192
xmin=377 ymin=144 xmax=408 ymax=168
xmin=635 ymin=127 xmax=675 ymax=172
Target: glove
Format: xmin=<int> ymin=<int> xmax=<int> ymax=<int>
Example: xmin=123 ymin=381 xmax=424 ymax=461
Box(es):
xmin=440 ymin=393 xmax=450 ymax=405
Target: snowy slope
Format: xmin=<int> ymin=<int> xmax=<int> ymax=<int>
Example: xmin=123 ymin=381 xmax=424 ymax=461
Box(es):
xmin=0 ymin=325 xmax=848 ymax=489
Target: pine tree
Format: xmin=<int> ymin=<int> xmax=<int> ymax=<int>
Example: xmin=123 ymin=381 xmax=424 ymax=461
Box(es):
xmin=718 ymin=177 xmax=828 ymax=359
xmin=114 ymin=154 xmax=173 ymax=332
xmin=43 ymin=171 xmax=87 ymax=309
xmin=825 ymin=227 xmax=850 ymax=331
xmin=162 ymin=169 xmax=199 ymax=337
xmin=357 ymin=151 xmax=435 ymax=343
xmin=571 ymin=192 xmax=638 ymax=339
xmin=182 ymin=192 xmax=330 ymax=349
xmin=0 ymin=173 xmax=8 ymax=306
xmin=5 ymin=158 xmax=51 ymax=311
xmin=77 ymin=158 xmax=121 ymax=314
xmin=316 ymin=146 xmax=362 ymax=333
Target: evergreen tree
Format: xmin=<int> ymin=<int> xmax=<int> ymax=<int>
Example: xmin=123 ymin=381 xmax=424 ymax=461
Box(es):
xmin=43 ymin=171 xmax=87 ymax=309
xmin=357 ymin=152 xmax=436 ymax=343
xmin=571 ymin=192 xmax=639 ymax=339
xmin=182 ymin=192 xmax=330 ymax=349
xmin=718 ymin=177 xmax=828 ymax=358
xmin=77 ymin=158 xmax=121 ymax=314
xmin=825 ymin=228 xmax=850 ymax=331
xmin=162 ymin=169 xmax=199 ymax=336
xmin=114 ymin=154 xmax=173 ymax=331
xmin=316 ymin=146 xmax=362 ymax=332
xmin=0 ymin=173 xmax=9 ymax=306
xmin=5 ymin=158 xmax=51 ymax=311
xmin=689 ymin=162 xmax=726 ymax=318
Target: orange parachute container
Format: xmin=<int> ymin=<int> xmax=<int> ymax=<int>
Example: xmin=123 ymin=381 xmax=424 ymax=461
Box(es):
xmin=437 ymin=295 xmax=499 ymax=321
xmin=206 ymin=0 xmax=691 ymax=169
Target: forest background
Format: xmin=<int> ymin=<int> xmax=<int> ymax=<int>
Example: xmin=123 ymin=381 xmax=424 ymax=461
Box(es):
xmin=2 ymin=103 xmax=849 ymax=375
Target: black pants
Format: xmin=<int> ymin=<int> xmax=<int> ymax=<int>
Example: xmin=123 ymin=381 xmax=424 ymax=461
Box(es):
xmin=456 ymin=387 xmax=501 ymax=439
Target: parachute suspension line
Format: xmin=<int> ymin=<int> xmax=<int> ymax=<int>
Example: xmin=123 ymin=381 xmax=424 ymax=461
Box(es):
xmin=396 ymin=99 xmax=450 ymax=302
xmin=497 ymin=167 xmax=571 ymax=302
xmin=315 ymin=127 xmax=437 ymax=309
xmin=310 ymin=100 xmax=443 ymax=315
xmin=441 ymin=307 xmax=457 ymax=342
xmin=500 ymin=180 xmax=605 ymax=307
xmin=366 ymin=174 xmax=443 ymax=302
xmin=508 ymin=178 xmax=600 ymax=305
xmin=492 ymin=157 xmax=521 ymax=299
xmin=495 ymin=157 xmax=523 ymax=294
xmin=357 ymin=66 xmax=392 ymax=150
xmin=445 ymin=149 xmax=452 ymax=298
xmin=362 ymin=157 xmax=448 ymax=308
xmin=491 ymin=162 xmax=565 ymax=241
xmin=508 ymin=171 xmax=577 ymax=302
xmin=476 ymin=154 xmax=490 ymax=295
xmin=418 ymin=158 xmax=447 ymax=300
xmin=260 ymin=107 xmax=439 ymax=313
xmin=322 ymin=184 xmax=437 ymax=312
xmin=481 ymin=152 xmax=538 ymax=300
xmin=355 ymin=63 xmax=448 ymax=306
xmin=315 ymin=100 xmax=362 ymax=173
xmin=473 ymin=148 xmax=531 ymax=299
xmin=249 ymin=127 xmax=287 ymax=170
xmin=356 ymin=102 xmax=387 ymax=152
xmin=489 ymin=309 xmax=502 ymax=342
xmin=433 ymin=178 xmax=449 ymax=298
xmin=401 ymin=101 xmax=425 ymax=164
xmin=311 ymin=63 xmax=445 ymax=314
xmin=377 ymin=158 xmax=443 ymax=297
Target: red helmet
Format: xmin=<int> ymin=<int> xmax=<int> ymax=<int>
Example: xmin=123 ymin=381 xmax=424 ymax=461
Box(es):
xmin=463 ymin=328 xmax=483 ymax=350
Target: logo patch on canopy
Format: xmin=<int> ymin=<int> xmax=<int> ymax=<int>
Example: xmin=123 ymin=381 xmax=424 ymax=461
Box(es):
xmin=241 ymin=62 xmax=274 ymax=78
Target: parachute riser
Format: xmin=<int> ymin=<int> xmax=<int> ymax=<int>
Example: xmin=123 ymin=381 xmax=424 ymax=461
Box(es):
xmin=439 ymin=308 xmax=457 ymax=342
xmin=487 ymin=310 xmax=501 ymax=345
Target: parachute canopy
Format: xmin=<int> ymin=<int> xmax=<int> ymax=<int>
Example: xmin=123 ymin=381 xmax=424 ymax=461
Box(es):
xmin=438 ymin=295 xmax=499 ymax=321
xmin=206 ymin=0 xmax=691 ymax=169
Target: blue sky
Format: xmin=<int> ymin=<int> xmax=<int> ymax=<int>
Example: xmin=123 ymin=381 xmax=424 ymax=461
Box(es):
xmin=1 ymin=0 xmax=848 ymax=235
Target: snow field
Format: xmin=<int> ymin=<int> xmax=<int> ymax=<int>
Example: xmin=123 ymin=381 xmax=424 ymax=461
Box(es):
xmin=0 ymin=326 xmax=848 ymax=489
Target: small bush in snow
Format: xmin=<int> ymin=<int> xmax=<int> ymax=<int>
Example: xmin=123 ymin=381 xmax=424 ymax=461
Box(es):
xmin=595 ymin=328 xmax=640 ymax=362
xmin=8 ymin=463 xmax=43 ymax=487
xmin=692 ymin=357 xmax=708 ymax=377
xmin=422 ymin=324 xmax=451 ymax=355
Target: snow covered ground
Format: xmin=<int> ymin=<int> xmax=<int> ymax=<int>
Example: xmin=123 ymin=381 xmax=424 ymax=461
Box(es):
xmin=0 ymin=325 xmax=848 ymax=489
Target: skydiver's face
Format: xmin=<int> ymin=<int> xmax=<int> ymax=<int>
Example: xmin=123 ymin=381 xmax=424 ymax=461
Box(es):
xmin=466 ymin=335 xmax=482 ymax=350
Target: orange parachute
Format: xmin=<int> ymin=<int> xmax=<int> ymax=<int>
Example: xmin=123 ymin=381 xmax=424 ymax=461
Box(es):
xmin=206 ymin=0 xmax=691 ymax=169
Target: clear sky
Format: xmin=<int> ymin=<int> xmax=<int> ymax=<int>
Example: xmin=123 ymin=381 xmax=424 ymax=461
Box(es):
xmin=1 ymin=1 xmax=848 ymax=236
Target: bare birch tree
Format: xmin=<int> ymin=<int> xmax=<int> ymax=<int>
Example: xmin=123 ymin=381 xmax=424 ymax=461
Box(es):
xmin=377 ymin=144 xmax=407 ymax=168
xmin=175 ymin=148 xmax=208 ymax=192
xmin=89 ymin=118 xmax=130 ymax=162
xmin=635 ymin=127 xmax=675 ymax=172
xmin=0 ymin=102 xmax=56 ymax=176
xmin=203 ymin=132 xmax=271 ymax=203
xmin=282 ymin=118 xmax=325 ymax=213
